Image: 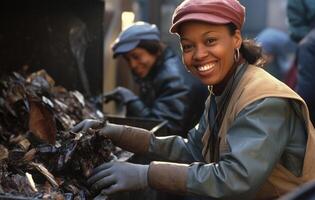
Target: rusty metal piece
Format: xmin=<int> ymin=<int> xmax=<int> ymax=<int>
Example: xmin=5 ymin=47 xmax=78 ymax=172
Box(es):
xmin=26 ymin=69 xmax=55 ymax=92
xmin=28 ymin=95 xmax=57 ymax=145
xmin=19 ymin=138 xmax=31 ymax=152
xmin=29 ymin=162 xmax=59 ymax=188
xmin=25 ymin=172 xmax=38 ymax=192
xmin=0 ymin=144 xmax=9 ymax=161
xmin=9 ymin=135 xmax=31 ymax=152
xmin=23 ymin=148 xmax=37 ymax=162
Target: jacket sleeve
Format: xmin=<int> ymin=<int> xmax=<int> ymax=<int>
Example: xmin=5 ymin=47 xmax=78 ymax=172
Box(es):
xmin=147 ymin=110 xmax=208 ymax=163
xmin=295 ymin=30 xmax=315 ymax=125
xmin=287 ymin=0 xmax=312 ymax=42
xmin=185 ymin=97 xmax=305 ymax=199
xmin=126 ymin=72 xmax=191 ymax=134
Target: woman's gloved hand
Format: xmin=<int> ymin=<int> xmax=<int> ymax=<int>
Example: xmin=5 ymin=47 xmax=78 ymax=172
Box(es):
xmin=102 ymin=87 xmax=138 ymax=104
xmin=72 ymin=120 xmax=151 ymax=154
xmin=71 ymin=120 xmax=124 ymax=141
xmin=88 ymin=161 xmax=149 ymax=195
xmin=70 ymin=119 xmax=104 ymax=132
xmin=96 ymin=121 xmax=124 ymax=139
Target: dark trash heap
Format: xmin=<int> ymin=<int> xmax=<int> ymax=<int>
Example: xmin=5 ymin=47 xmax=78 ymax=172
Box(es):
xmin=0 ymin=70 xmax=115 ymax=199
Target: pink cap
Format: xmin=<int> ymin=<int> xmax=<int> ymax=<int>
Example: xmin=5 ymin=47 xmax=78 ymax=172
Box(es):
xmin=170 ymin=0 xmax=245 ymax=34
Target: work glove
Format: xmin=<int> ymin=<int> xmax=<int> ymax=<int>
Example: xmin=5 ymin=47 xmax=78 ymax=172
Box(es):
xmin=70 ymin=119 xmax=104 ymax=133
xmin=71 ymin=119 xmax=151 ymax=154
xmin=71 ymin=119 xmax=123 ymax=140
xmin=88 ymin=161 xmax=149 ymax=195
xmin=103 ymin=87 xmax=138 ymax=104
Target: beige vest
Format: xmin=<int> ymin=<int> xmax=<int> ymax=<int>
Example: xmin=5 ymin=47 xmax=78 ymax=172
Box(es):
xmin=201 ymin=65 xmax=315 ymax=199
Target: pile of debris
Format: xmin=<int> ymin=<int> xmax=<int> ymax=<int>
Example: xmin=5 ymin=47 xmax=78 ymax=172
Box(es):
xmin=0 ymin=70 xmax=115 ymax=199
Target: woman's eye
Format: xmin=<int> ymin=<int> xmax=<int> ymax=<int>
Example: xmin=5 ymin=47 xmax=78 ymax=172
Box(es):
xmin=131 ymin=54 xmax=139 ymax=60
xmin=205 ymin=38 xmax=216 ymax=45
xmin=181 ymin=44 xmax=193 ymax=52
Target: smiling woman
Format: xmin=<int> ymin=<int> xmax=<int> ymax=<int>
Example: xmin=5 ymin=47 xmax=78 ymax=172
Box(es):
xmin=179 ymin=22 xmax=241 ymax=86
xmin=123 ymin=41 xmax=160 ymax=78
xmin=72 ymin=0 xmax=315 ymax=199
xmin=105 ymin=21 xmax=208 ymax=135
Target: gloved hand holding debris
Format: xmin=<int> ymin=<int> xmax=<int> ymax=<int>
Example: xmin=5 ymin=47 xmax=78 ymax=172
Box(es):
xmin=71 ymin=119 xmax=153 ymax=155
xmin=71 ymin=119 xmax=124 ymax=140
xmin=72 ymin=119 xmax=153 ymax=196
xmin=102 ymin=86 xmax=138 ymax=104
xmin=70 ymin=119 xmax=104 ymax=132
xmin=88 ymin=161 xmax=149 ymax=195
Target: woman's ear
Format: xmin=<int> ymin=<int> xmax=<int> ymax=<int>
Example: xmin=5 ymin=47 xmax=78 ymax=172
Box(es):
xmin=233 ymin=29 xmax=243 ymax=49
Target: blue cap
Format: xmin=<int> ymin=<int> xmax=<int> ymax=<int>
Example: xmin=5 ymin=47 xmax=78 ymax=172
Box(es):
xmin=112 ymin=21 xmax=160 ymax=58
xmin=256 ymin=28 xmax=296 ymax=71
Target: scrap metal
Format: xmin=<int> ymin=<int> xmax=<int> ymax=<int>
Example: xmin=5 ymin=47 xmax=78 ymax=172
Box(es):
xmin=0 ymin=70 xmax=115 ymax=199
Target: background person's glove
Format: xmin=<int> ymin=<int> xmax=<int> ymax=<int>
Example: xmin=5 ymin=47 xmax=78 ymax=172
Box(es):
xmin=70 ymin=119 xmax=104 ymax=132
xmin=88 ymin=161 xmax=149 ymax=195
xmin=102 ymin=87 xmax=138 ymax=104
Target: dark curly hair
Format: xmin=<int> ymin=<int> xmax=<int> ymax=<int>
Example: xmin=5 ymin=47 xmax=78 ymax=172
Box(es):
xmin=227 ymin=23 xmax=265 ymax=66
xmin=136 ymin=40 xmax=164 ymax=55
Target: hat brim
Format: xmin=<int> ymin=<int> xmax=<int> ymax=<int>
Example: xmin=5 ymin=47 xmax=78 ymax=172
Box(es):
xmin=112 ymin=40 xmax=140 ymax=58
xmin=170 ymin=13 xmax=231 ymax=34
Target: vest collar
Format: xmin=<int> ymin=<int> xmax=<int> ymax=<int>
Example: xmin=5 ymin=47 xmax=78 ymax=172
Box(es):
xmin=214 ymin=63 xmax=248 ymax=111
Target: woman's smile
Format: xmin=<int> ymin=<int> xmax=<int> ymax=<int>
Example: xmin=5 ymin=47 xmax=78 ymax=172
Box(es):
xmin=196 ymin=63 xmax=216 ymax=72
xmin=179 ymin=21 xmax=242 ymax=85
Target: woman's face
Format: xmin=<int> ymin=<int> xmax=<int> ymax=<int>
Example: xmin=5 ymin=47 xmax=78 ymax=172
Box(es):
xmin=179 ymin=21 xmax=242 ymax=85
xmin=124 ymin=47 xmax=157 ymax=78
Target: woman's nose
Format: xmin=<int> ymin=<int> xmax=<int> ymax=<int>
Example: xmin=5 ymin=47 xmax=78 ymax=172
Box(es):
xmin=193 ymin=46 xmax=209 ymax=61
xmin=129 ymin=59 xmax=138 ymax=69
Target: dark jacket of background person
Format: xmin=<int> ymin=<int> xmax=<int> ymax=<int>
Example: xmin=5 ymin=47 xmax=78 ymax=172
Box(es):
xmin=287 ymin=0 xmax=315 ymax=125
xmin=287 ymin=0 xmax=315 ymax=43
xmin=127 ymin=47 xmax=209 ymax=136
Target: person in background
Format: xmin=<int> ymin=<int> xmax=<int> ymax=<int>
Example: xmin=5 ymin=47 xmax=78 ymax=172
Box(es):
xmin=103 ymin=21 xmax=208 ymax=136
xmin=256 ymin=28 xmax=296 ymax=81
xmin=73 ymin=0 xmax=315 ymax=199
xmin=287 ymin=0 xmax=315 ymax=125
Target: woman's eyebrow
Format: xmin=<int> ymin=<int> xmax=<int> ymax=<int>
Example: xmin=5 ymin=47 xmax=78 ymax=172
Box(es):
xmin=180 ymin=30 xmax=218 ymax=41
xmin=202 ymin=30 xmax=218 ymax=36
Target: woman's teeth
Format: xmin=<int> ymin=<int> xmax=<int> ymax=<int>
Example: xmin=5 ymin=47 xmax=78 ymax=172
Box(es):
xmin=197 ymin=63 xmax=215 ymax=72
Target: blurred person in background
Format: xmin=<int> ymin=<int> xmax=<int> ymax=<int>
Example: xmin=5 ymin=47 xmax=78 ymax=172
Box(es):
xmin=256 ymin=28 xmax=296 ymax=81
xmin=103 ymin=21 xmax=208 ymax=136
xmin=287 ymin=0 xmax=315 ymax=124
xmin=73 ymin=0 xmax=315 ymax=199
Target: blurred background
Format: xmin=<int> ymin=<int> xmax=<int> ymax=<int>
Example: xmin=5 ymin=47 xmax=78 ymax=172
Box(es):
xmin=0 ymin=0 xmax=290 ymax=113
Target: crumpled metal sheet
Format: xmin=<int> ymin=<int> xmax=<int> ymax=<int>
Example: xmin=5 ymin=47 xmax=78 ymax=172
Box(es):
xmin=0 ymin=70 xmax=113 ymax=199
xmin=28 ymin=94 xmax=57 ymax=145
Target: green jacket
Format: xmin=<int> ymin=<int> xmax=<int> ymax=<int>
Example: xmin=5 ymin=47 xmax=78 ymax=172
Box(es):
xmin=287 ymin=0 xmax=315 ymax=42
xmin=148 ymin=64 xmax=307 ymax=199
